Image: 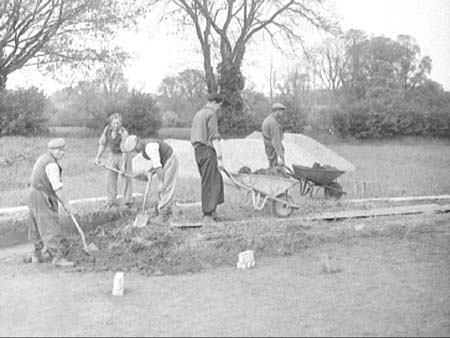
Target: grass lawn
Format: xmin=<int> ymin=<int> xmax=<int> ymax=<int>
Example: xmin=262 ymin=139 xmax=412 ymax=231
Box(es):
xmin=0 ymin=136 xmax=449 ymax=208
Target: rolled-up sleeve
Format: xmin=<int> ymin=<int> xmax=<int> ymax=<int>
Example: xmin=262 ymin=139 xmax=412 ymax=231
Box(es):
xmin=144 ymin=143 xmax=161 ymax=168
xmin=45 ymin=163 xmax=63 ymax=191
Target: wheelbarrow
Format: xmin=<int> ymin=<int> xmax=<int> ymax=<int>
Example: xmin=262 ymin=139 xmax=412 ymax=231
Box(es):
xmin=220 ymin=167 xmax=300 ymax=218
xmin=284 ymin=164 xmax=346 ymax=200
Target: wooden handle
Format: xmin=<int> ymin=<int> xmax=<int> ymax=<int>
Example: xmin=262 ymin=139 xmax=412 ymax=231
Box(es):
xmin=142 ymin=175 xmax=152 ymax=210
xmin=70 ymin=213 xmax=88 ymax=249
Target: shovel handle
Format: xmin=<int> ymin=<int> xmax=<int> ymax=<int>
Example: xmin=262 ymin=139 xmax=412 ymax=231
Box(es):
xmin=94 ymin=161 xmax=134 ymax=178
xmin=142 ymin=174 xmax=153 ymax=211
xmin=70 ymin=213 xmax=88 ymax=247
xmin=63 ymin=206 xmax=89 ymax=252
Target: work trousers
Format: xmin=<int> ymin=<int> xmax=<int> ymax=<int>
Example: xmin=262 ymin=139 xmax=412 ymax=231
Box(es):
xmin=28 ymin=188 xmax=67 ymax=257
xmin=194 ymin=144 xmax=224 ymax=215
xmin=264 ymin=144 xmax=279 ymax=168
xmin=157 ymin=154 xmax=179 ymax=215
xmin=105 ymin=152 xmax=133 ymax=205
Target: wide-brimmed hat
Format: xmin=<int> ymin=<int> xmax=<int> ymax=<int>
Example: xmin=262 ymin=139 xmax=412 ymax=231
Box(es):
xmin=47 ymin=138 xmax=66 ymax=149
xmin=123 ymin=135 xmax=138 ymax=153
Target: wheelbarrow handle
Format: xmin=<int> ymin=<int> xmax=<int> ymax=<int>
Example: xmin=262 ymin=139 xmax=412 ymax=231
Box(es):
xmin=281 ymin=164 xmax=296 ymax=178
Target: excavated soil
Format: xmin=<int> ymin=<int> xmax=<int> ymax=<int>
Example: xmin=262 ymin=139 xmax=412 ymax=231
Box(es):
xmin=62 ymin=207 xmax=450 ymax=277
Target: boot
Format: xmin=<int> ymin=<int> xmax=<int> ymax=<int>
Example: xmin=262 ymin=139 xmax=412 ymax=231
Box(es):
xmin=202 ymin=215 xmax=216 ymax=225
xmin=52 ymin=256 xmax=75 ymax=268
xmin=31 ymin=250 xmax=43 ymax=264
xmin=28 ymin=248 xmax=52 ymax=264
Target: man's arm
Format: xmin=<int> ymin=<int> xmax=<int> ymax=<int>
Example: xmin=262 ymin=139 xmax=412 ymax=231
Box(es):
xmin=119 ymin=128 xmax=130 ymax=172
xmin=55 ymin=188 xmax=72 ymax=214
xmin=95 ymin=127 xmax=108 ymax=164
xmin=45 ymin=163 xmax=72 ymax=213
xmin=208 ymin=113 xmax=224 ymax=166
xmin=143 ymin=143 xmax=164 ymax=192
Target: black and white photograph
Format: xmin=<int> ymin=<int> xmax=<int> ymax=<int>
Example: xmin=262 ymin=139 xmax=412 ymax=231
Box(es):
xmin=0 ymin=0 xmax=449 ymax=336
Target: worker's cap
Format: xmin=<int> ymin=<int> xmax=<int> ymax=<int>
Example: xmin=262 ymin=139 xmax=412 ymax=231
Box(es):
xmin=47 ymin=138 xmax=66 ymax=149
xmin=123 ymin=135 xmax=138 ymax=153
xmin=272 ymin=102 xmax=287 ymax=111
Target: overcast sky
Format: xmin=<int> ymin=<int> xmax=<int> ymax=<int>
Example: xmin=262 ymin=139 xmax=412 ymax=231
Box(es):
xmin=7 ymin=0 xmax=450 ymax=94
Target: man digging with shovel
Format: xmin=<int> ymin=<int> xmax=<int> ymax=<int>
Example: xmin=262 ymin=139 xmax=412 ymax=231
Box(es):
xmin=27 ymin=138 xmax=74 ymax=267
xmin=122 ymin=135 xmax=179 ymax=224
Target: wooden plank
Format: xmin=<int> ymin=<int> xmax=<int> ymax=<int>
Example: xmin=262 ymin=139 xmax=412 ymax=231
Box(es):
xmin=349 ymin=195 xmax=450 ymax=204
xmin=306 ymin=204 xmax=450 ymax=221
xmin=0 ymin=193 xmax=143 ymax=216
xmin=170 ymin=221 xmax=203 ymax=228
xmin=175 ymin=201 xmax=202 ymax=208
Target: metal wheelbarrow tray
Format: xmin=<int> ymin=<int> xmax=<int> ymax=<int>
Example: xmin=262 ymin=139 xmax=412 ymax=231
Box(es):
xmin=288 ymin=164 xmax=346 ymax=199
xmin=221 ymin=168 xmax=300 ymax=218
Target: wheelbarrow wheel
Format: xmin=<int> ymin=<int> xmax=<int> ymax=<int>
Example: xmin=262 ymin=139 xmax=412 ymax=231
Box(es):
xmin=272 ymin=194 xmax=294 ymax=218
xmin=324 ymin=182 xmax=344 ymax=200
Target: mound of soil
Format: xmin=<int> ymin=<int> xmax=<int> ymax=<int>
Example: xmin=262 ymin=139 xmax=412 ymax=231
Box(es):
xmin=67 ymin=217 xmax=203 ymax=275
xmin=62 ymin=208 xmax=449 ymax=277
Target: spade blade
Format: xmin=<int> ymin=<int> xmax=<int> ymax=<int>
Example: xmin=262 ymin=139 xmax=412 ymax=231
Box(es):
xmin=133 ymin=213 xmax=149 ymax=228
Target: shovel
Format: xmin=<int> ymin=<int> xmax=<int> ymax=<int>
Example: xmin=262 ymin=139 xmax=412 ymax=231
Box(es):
xmin=69 ymin=212 xmax=99 ymax=255
xmin=133 ymin=173 xmax=153 ymax=228
xmin=61 ymin=205 xmax=98 ymax=255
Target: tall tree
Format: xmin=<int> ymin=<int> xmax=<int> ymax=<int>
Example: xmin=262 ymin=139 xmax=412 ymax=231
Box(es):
xmin=310 ymin=35 xmax=348 ymax=91
xmin=0 ymin=0 xmax=146 ymax=89
xmin=396 ymin=34 xmax=431 ymax=90
xmin=158 ymin=68 xmax=207 ymax=122
xmin=157 ymin=0 xmax=335 ymax=132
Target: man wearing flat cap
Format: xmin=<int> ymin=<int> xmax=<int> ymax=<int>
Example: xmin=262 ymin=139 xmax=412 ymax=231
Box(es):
xmin=27 ymin=138 xmax=74 ymax=267
xmin=262 ymin=102 xmax=286 ymax=167
xmin=190 ymin=93 xmax=225 ymax=224
xmin=122 ymin=135 xmax=179 ymax=223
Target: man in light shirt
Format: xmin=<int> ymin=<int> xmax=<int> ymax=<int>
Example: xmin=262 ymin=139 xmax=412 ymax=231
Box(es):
xmin=123 ymin=135 xmax=179 ymax=223
xmin=28 ymin=138 xmax=74 ymax=267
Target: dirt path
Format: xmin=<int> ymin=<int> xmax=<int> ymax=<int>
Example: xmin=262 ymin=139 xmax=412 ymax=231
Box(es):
xmin=1 ymin=219 xmax=449 ymax=337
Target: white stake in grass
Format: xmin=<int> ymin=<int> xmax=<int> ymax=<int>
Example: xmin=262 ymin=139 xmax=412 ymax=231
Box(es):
xmin=112 ymin=272 xmax=125 ymax=296
xmin=237 ymin=250 xmax=255 ymax=269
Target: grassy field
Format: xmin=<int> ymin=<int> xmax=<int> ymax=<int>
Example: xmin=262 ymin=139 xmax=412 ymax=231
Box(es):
xmin=0 ymin=136 xmax=449 ymax=208
xmin=1 ymin=135 xmax=449 ymax=336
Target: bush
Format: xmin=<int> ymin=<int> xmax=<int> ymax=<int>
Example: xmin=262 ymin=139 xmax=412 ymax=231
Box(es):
xmin=157 ymin=127 xmax=191 ymax=140
xmin=279 ymin=99 xmax=306 ymax=133
xmin=162 ymin=111 xmax=182 ymax=127
xmin=332 ymin=95 xmax=450 ymax=139
xmin=0 ymin=87 xmax=49 ymax=136
xmin=219 ymin=110 xmax=258 ymax=137
xmin=242 ymin=89 xmax=271 ymax=125
xmin=122 ymin=91 xmax=162 ymax=137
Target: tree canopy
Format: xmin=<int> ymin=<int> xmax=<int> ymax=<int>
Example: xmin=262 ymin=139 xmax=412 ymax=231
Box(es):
xmin=0 ymin=0 xmax=147 ymax=89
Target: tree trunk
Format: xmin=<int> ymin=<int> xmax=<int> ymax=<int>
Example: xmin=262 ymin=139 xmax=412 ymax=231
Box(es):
xmin=202 ymin=43 xmax=217 ymax=93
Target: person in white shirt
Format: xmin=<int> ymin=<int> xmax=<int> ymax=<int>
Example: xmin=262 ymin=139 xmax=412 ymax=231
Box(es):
xmin=28 ymin=138 xmax=74 ymax=267
xmin=123 ymin=135 xmax=179 ymax=223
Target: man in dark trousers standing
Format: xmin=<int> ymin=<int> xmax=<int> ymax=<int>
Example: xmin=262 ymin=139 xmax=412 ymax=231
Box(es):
xmin=190 ymin=93 xmax=225 ymax=224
